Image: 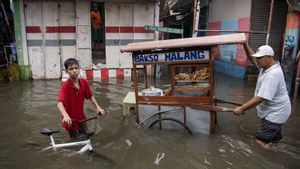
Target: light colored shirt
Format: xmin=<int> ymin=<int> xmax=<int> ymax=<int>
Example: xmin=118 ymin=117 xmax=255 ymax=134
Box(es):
xmin=255 ymin=63 xmax=291 ymax=124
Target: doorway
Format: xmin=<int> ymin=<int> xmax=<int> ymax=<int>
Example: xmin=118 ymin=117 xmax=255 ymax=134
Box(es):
xmin=90 ymin=2 xmax=106 ymax=67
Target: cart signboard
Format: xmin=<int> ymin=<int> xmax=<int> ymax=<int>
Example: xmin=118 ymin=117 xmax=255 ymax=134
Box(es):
xmin=134 ymin=50 xmax=209 ymax=64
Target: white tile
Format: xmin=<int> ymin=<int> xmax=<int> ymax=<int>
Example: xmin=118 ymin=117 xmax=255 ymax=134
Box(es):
xmin=109 ymin=69 xmax=116 ymax=77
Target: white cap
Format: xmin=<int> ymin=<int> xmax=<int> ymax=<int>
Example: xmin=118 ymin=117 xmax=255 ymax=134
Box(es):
xmin=252 ymin=45 xmax=274 ymax=57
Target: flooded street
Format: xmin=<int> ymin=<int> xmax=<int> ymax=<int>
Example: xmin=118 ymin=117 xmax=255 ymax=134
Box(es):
xmin=0 ymin=73 xmax=300 ymax=169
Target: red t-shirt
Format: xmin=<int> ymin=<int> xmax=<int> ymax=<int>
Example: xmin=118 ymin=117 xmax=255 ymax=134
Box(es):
xmin=58 ymin=78 xmax=92 ymax=131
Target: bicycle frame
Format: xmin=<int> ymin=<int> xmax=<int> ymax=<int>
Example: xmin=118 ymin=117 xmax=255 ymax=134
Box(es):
xmin=49 ymin=134 xmax=92 ymax=154
xmin=41 ymin=115 xmax=99 ymax=154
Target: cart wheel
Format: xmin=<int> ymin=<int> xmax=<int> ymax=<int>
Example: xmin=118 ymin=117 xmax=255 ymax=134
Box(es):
xmin=148 ymin=117 xmax=193 ymax=135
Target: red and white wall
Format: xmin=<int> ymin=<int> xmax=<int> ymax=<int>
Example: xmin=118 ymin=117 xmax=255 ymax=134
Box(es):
xmin=207 ymin=0 xmax=251 ymax=78
xmin=21 ymin=0 xmax=159 ymax=79
xmin=24 ymin=0 xmax=90 ymax=79
xmin=105 ymin=2 xmax=158 ymax=68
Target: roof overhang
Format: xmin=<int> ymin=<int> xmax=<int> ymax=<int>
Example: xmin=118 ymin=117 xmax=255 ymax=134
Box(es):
xmin=121 ymin=33 xmax=247 ymax=53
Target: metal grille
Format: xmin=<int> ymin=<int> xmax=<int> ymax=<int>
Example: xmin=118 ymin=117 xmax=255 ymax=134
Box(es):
xmin=249 ymin=0 xmax=288 ymax=60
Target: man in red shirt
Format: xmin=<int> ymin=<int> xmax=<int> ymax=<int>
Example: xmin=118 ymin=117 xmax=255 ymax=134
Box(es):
xmin=57 ymin=58 xmax=105 ymax=138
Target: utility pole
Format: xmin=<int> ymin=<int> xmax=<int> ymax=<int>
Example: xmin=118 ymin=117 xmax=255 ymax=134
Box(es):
xmin=265 ymin=0 xmax=274 ymax=45
xmin=192 ymin=0 xmax=200 ymax=37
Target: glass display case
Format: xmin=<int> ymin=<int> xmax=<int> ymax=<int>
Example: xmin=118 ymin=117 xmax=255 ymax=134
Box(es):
xmin=171 ymin=64 xmax=211 ymax=97
xmin=128 ymin=49 xmax=215 ymax=134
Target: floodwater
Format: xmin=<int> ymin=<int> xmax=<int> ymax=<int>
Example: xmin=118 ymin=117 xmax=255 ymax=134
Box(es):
xmin=0 ymin=73 xmax=300 ymax=169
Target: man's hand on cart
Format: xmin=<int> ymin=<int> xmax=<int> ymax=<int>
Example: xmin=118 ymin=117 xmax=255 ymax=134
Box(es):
xmin=233 ymin=106 xmax=245 ymax=116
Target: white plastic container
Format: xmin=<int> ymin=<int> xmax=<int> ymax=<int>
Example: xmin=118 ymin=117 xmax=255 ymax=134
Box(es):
xmin=142 ymin=86 xmax=163 ymax=96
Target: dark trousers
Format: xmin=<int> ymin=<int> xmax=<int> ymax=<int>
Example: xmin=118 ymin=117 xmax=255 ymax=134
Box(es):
xmin=256 ymin=118 xmax=283 ymax=143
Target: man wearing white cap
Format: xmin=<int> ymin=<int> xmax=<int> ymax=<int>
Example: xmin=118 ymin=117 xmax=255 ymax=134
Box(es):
xmin=233 ymin=43 xmax=291 ymax=149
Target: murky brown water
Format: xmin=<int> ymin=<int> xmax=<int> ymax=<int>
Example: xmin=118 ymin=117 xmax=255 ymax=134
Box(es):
xmin=0 ymin=74 xmax=300 ymax=169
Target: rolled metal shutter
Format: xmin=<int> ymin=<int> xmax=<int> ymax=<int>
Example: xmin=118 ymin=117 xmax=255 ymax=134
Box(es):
xmin=249 ymin=0 xmax=288 ymax=60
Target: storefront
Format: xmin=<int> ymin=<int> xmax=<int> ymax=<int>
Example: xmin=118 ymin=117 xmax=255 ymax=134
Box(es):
xmin=17 ymin=0 xmax=159 ymax=79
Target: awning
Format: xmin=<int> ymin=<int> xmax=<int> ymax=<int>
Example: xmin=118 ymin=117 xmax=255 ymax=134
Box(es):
xmin=121 ymin=33 xmax=246 ymax=53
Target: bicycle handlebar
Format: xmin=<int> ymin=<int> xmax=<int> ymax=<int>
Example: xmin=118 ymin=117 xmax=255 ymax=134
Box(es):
xmin=72 ymin=113 xmax=102 ymax=124
xmin=73 ymin=115 xmax=98 ymax=124
xmin=41 ymin=112 xmax=104 ymax=138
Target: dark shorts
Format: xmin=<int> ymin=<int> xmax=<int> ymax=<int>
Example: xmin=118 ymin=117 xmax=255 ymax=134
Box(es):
xmin=255 ymin=118 xmax=283 ymax=144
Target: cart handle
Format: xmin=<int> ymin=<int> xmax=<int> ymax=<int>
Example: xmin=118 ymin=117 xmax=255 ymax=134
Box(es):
xmin=190 ymin=104 xmax=234 ymax=112
xmin=213 ymin=98 xmax=242 ymax=106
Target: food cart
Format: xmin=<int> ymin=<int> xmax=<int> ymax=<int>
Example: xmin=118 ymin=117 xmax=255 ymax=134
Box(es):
xmin=121 ymin=33 xmax=246 ymax=134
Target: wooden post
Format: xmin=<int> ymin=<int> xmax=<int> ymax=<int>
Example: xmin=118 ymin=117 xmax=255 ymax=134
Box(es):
xmin=192 ymin=0 xmax=200 ymax=37
xmin=132 ymin=53 xmax=140 ymax=123
xmin=209 ymin=48 xmax=216 ymax=134
xmin=266 ymin=0 xmax=274 ymax=45
xmin=293 ymin=50 xmax=300 ymax=105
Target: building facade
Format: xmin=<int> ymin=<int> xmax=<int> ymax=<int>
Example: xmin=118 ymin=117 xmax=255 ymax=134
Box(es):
xmin=14 ymin=0 xmax=159 ymax=79
xmin=207 ymin=0 xmax=289 ymax=79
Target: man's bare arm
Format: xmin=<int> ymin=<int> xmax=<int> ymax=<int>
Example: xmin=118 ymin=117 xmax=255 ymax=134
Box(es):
xmin=243 ymin=42 xmax=257 ymax=65
xmin=233 ymin=96 xmax=264 ymax=115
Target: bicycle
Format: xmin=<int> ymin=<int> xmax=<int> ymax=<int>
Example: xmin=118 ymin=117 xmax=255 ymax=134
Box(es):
xmin=40 ymin=115 xmax=100 ymax=154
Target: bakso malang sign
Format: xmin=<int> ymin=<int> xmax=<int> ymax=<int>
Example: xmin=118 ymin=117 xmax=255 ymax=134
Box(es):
xmin=133 ymin=50 xmax=209 ymax=64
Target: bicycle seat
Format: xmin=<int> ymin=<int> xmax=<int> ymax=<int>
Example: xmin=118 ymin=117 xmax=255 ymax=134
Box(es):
xmin=40 ymin=128 xmax=60 ymax=136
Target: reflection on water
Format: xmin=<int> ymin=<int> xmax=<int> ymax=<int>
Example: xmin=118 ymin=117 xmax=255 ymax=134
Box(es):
xmin=0 ymin=74 xmax=300 ymax=169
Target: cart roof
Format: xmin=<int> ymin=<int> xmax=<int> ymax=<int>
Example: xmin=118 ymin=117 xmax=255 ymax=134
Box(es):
xmin=121 ymin=33 xmax=246 ymax=53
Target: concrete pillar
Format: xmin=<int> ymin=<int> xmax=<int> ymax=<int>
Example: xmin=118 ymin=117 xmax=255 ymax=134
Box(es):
xmin=13 ymin=0 xmax=30 ymax=80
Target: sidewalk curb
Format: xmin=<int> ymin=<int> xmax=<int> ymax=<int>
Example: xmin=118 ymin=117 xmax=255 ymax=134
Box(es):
xmin=62 ymin=68 xmax=132 ymax=81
